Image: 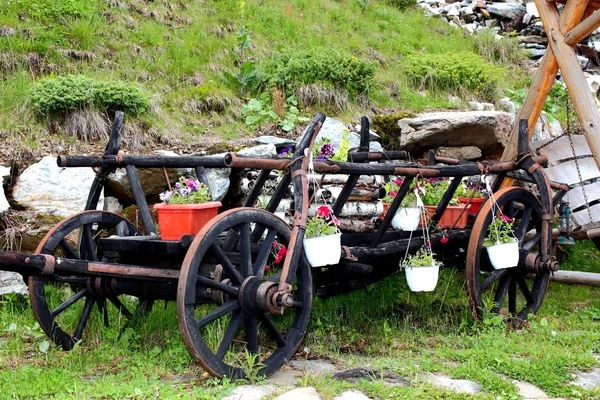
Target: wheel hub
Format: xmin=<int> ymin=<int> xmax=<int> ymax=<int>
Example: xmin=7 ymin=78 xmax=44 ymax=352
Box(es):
xmin=238 ymin=276 xmax=281 ymax=315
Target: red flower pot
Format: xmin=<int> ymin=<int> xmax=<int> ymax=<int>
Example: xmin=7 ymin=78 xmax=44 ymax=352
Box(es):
xmin=457 ymin=197 xmax=485 ymax=215
xmin=153 ymin=202 xmax=221 ymax=240
xmin=421 ymin=204 xmax=470 ymax=229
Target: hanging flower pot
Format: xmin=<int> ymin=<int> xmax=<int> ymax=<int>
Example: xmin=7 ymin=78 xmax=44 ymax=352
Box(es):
xmin=404 ymin=264 xmax=440 ymax=292
xmin=392 ymin=207 xmax=421 ymax=231
xmin=486 ymin=240 xmax=519 ymax=269
xmin=303 ymin=205 xmax=342 ymax=267
xmin=304 ymin=232 xmax=342 ymax=267
xmin=154 ymin=202 xmax=221 ymax=241
xmin=401 ymin=247 xmax=441 ymax=292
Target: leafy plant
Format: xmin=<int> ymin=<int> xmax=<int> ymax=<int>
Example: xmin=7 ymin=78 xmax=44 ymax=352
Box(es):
xmin=454 ymin=181 xmax=485 ymax=199
xmin=30 ymin=75 xmax=149 ymax=116
xmin=231 ymin=348 xmax=266 ymax=384
xmin=241 ymin=93 xmax=308 ymax=131
xmin=330 ymin=130 xmax=351 ymax=162
xmin=403 ymin=247 xmax=440 ymax=267
xmin=263 ymin=49 xmax=376 ymax=96
xmin=405 ymin=52 xmax=504 ymax=101
xmin=312 ymin=131 xmax=351 ymax=162
xmin=484 ymin=215 xmax=517 ymax=246
xmin=305 ymin=205 xmax=340 ymax=239
xmin=420 ymin=179 xmax=459 ymax=206
xmin=159 ymin=177 xmax=211 ymax=204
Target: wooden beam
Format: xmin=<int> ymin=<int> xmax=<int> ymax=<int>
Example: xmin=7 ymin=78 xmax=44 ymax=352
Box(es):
xmin=565 ymin=8 xmax=600 ymax=45
xmin=536 ymin=0 xmax=600 ymax=172
xmin=550 ymin=270 xmax=600 ymax=286
xmin=500 ymin=0 xmax=588 ymax=169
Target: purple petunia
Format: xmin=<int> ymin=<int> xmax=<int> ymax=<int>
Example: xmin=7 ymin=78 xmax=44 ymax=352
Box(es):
xmin=279 ymin=145 xmax=293 ymax=156
xmin=320 ymin=143 xmax=335 ymax=158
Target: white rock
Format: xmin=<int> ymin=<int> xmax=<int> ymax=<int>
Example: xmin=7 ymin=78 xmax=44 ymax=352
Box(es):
xmin=513 ymin=380 xmax=548 ymax=398
xmin=578 ymin=56 xmax=590 ymax=69
xmin=238 ymin=144 xmax=277 ymax=157
xmin=497 ymin=97 xmax=516 ymax=114
xmin=103 ymin=196 xmax=122 ymax=212
xmin=461 ymin=6 xmax=474 ymax=15
xmin=572 ymin=368 xmax=600 ymax=390
xmin=299 ymin=117 xmax=361 ymax=152
xmin=526 ymin=2 xmax=540 ymax=17
xmin=206 ymin=168 xmax=231 ymax=202
xmin=468 ymin=101 xmax=485 ymax=111
xmin=222 ymin=384 xmax=278 ymax=400
xmin=268 ymin=370 xmax=301 ymax=385
xmin=0 ymin=271 xmax=28 ymax=296
xmin=421 ymin=372 xmax=482 ymax=394
xmin=254 ymin=136 xmax=295 ymax=146
xmin=274 ymin=387 xmax=322 ymax=400
xmin=586 ymin=74 xmax=600 ymax=95
xmin=369 ymin=141 xmax=383 ymax=152
xmin=13 ymin=156 xmax=103 ymax=217
xmin=333 ymin=390 xmax=372 ymax=400
xmin=0 ymin=166 xmax=9 ymax=180
xmin=447 ymin=7 xmax=460 ymax=16
xmin=289 ymin=359 xmax=337 ymax=373
xmin=462 ymin=23 xmax=477 ymax=33
xmin=0 ymin=165 xmax=11 ymax=215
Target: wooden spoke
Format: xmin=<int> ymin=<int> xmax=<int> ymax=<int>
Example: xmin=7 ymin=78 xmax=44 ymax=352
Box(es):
xmin=240 ymin=223 xmax=252 ymax=277
xmin=515 ymin=207 xmax=533 ymax=242
xmin=508 ymin=276 xmax=517 ymax=315
xmin=59 ymin=239 xmax=79 ymax=259
xmin=51 ymin=289 xmax=88 ymax=318
xmin=73 ymin=296 xmax=94 ymax=340
xmin=516 ymin=276 xmax=535 ymax=306
xmin=196 ymin=275 xmax=239 ymax=297
xmin=491 ymin=274 xmax=511 ymax=313
xmin=196 ymin=300 xmax=240 ymax=328
xmin=259 ymin=314 xmax=287 ymax=348
xmin=480 ymin=269 xmax=509 ymax=292
xmin=210 ymin=244 xmax=244 ymax=285
xmin=108 ymin=296 xmax=133 ymax=319
xmin=216 ymin=311 xmax=244 ymax=360
xmin=245 ymin=316 xmax=259 ymax=354
xmin=254 ymin=229 xmax=277 ymax=277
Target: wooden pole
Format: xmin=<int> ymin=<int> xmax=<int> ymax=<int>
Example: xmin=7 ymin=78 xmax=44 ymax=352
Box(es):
xmin=500 ymin=0 xmax=589 ymax=166
xmin=536 ymin=0 xmax=600 ymax=172
xmin=550 ymin=270 xmax=600 ymax=286
xmin=565 ymin=8 xmax=600 ymax=45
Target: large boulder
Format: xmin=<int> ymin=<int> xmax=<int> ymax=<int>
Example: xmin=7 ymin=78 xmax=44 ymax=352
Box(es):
xmin=397 ymin=111 xmax=512 ymax=159
xmin=299 ymin=117 xmax=362 ymax=152
xmin=13 ymin=157 xmax=102 ymax=217
xmin=0 ymin=271 xmax=27 ymax=296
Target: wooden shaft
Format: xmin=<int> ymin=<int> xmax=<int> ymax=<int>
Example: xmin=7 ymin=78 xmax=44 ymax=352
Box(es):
xmin=126 ymin=165 xmax=156 ymax=234
xmin=565 ymin=9 xmax=600 ymax=45
xmin=500 ymin=0 xmax=589 ymax=172
xmin=536 ymin=0 xmax=600 ymax=173
xmin=549 ymin=270 xmax=600 ymax=286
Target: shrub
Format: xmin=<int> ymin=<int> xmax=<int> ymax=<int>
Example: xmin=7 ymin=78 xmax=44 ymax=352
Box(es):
xmin=473 ymin=30 xmax=528 ymax=66
xmin=404 ymin=52 xmax=504 ymax=101
xmin=263 ymin=50 xmax=376 ymax=97
xmin=30 ymin=75 xmax=150 ymax=116
xmin=7 ymin=0 xmax=98 ymax=22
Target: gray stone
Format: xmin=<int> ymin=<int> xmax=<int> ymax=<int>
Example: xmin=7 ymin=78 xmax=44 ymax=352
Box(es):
xmin=268 ymin=370 xmax=302 ymax=385
xmin=238 ymin=144 xmax=277 ymax=158
xmin=435 ymin=146 xmax=482 ymax=160
xmin=497 ymin=97 xmax=516 ymax=114
xmin=205 ymin=168 xmax=231 ymax=201
xmin=573 ymin=368 xmax=600 ymax=390
xmin=461 ymin=6 xmax=474 ymax=15
xmin=513 ymin=380 xmax=548 ymax=399
xmin=523 ymin=13 xmax=533 ymax=25
xmin=103 ymin=196 xmax=122 ymax=212
xmin=289 ymin=359 xmax=337 ymax=373
xmin=528 ymin=48 xmax=546 ymax=59
xmin=526 ymin=2 xmax=539 ymax=17
xmin=578 ymin=56 xmax=590 ymax=70
xmin=486 ymin=3 xmax=526 ymax=21
xmin=0 ymin=166 xmax=9 ymax=181
xmin=421 ymin=372 xmax=482 ymax=394
xmin=0 ymin=271 xmax=28 ymax=296
xmin=354 ymin=125 xmax=381 ymax=141
xmin=254 ymin=136 xmax=295 ymax=146
xmin=333 ymin=368 xmax=410 ymax=387
xmin=447 ymin=7 xmax=460 ymax=16
xmin=0 ymin=166 xmax=9 ymax=215
xmin=369 ymin=141 xmax=384 ymax=152
xmin=586 ymin=74 xmax=600 ymax=95
xmin=274 ymin=387 xmax=322 ymax=400
xmin=13 ymin=156 xmax=103 ymax=217
xmin=548 ymin=117 xmax=563 ymax=138
xmin=333 ymin=390 xmax=371 ymax=400
xmin=300 ymin=117 xmax=361 ymax=152
xmin=397 ymin=111 xmax=512 ymax=159
xmin=222 ymin=384 xmax=278 ymax=400
xmin=468 ymin=101 xmax=485 ymax=111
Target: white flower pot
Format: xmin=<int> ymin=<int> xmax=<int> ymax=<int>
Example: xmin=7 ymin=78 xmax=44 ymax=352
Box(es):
xmin=486 ymin=240 xmax=519 ymax=269
xmin=275 ymin=211 xmax=286 ymax=220
xmin=303 ymin=233 xmax=342 ymax=267
xmin=392 ymin=207 xmax=421 ymax=231
xmin=404 ymin=265 xmax=439 ymax=292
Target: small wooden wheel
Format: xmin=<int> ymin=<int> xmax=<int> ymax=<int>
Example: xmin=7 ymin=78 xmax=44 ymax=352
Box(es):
xmin=30 ymin=211 xmax=152 ymax=350
xmin=177 ymin=208 xmax=312 ymax=379
xmin=466 ymin=187 xmax=551 ymax=321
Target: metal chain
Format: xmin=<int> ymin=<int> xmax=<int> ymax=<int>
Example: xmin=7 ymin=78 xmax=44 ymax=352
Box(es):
xmin=564 ymin=93 xmax=594 ymax=223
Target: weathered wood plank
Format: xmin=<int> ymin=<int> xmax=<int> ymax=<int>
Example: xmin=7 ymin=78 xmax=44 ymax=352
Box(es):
xmin=572 ymin=203 xmax=600 ymax=225
xmin=530 ymin=135 xmax=593 ymax=163
xmin=544 ymin=158 xmax=600 ymax=185
xmin=564 ymin=181 xmax=600 ymax=209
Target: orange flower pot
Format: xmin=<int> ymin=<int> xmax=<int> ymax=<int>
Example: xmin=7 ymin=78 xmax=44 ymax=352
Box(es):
xmin=380 ymin=202 xmax=391 ymax=219
xmin=421 ymin=204 xmax=470 ymax=229
xmin=457 ymin=197 xmax=485 ymax=215
xmin=153 ymin=202 xmax=221 ymax=241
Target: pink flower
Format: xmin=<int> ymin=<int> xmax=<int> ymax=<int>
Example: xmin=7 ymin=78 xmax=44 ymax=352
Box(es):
xmin=265 ymin=265 xmax=271 ymax=271
xmin=389 ymin=191 xmax=397 ymax=197
xmin=317 ymin=205 xmax=333 ymax=218
xmin=274 ymin=245 xmax=287 ymax=264
xmin=394 ymin=179 xmax=403 ymax=185
xmin=440 ymin=237 xmax=449 ymax=244
xmin=329 ymin=214 xmax=340 ymax=226
xmin=500 ymin=215 xmax=513 ymax=223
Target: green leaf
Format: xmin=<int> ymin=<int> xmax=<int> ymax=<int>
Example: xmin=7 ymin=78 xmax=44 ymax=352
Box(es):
xmin=289 ymin=105 xmax=299 ymax=114
xmin=267 ymin=110 xmax=278 ymax=120
xmin=247 ymin=98 xmax=263 ymax=111
xmin=245 ymin=115 xmax=260 ymax=126
xmin=39 ymin=340 xmax=50 ymax=353
xmin=540 ymin=318 xmax=548 ymax=327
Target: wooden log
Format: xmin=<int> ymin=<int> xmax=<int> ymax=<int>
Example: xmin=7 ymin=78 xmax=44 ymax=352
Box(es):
xmin=549 ymin=270 xmax=600 ymax=286
xmin=309 ymin=202 xmax=383 ymax=218
xmin=536 ymin=0 xmax=600 ymax=174
xmin=307 ymin=174 xmax=385 ymax=185
xmin=500 ymin=0 xmax=588 ymax=171
xmin=564 ymin=9 xmax=600 ymax=45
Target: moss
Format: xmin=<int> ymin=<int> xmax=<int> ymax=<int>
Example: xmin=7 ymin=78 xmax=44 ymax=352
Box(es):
xmin=372 ymin=111 xmax=416 ymax=150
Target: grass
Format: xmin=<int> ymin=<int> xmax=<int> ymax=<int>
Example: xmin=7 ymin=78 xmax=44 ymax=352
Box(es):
xmin=2 ymin=240 xmax=600 ymax=398
xmin=0 ymin=0 xmax=530 ymax=152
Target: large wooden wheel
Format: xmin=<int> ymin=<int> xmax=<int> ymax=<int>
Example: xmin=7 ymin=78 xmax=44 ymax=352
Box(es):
xmin=177 ymin=208 xmax=312 ymax=379
xmin=29 ymin=211 xmax=152 ymax=350
xmin=466 ymin=187 xmax=551 ymax=321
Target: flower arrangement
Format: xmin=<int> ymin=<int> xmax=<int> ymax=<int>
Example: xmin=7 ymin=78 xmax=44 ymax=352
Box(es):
xmin=420 ymin=179 xmax=459 ymax=206
xmin=484 ymin=215 xmax=517 ymax=246
xmin=311 ymin=130 xmax=350 ymax=162
xmin=159 ymin=177 xmax=211 ymax=204
xmin=305 ymin=205 xmax=340 ymax=238
xmin=265 ymin=241 xmax=287 ymax=272
xmin=403 ymin=246 xmax=441 ymax=267
xmin=454 ymin=181 xmax=485 ymax=199
xmin=381 ymin=178 xmax=420 ymax=206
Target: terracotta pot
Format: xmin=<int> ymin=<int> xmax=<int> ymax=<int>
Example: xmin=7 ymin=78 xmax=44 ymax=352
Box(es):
xmin=380 ymin=202 xmax=391 ymax=219
xmin=421 ymin=204 xmax=470 ymax=229
xmin=153 ymin=202 xmax=221 ymax=241
xmin=303 ymin=233 xmax=342 ymax=267
xmin=457 ymin=197 xmax=485 ymax=215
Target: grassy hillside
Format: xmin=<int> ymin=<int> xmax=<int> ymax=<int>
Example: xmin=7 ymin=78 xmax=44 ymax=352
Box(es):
xmin=0 ymin=0 xmax=528 ymax=155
